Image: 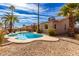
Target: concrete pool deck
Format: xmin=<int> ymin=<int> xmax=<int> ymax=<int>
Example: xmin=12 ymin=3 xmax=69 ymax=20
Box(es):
xmin=7 ymin=35 xmax=59 ymax=43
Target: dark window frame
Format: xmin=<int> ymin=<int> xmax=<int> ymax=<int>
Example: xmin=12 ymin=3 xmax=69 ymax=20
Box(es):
xmin=54 ymin=24 xmax=56 ymax=29
xmin=64 ymin=24 xmax=66 ymax=30
xmin=44 ymin=24 xmax=48 ymax=29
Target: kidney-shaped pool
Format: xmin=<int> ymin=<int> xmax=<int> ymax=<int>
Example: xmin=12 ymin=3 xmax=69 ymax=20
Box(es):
xmin=6 ymin=31 xmax=58 ymax=43
xmin=8 ymin=32 xmax=43 ymax=40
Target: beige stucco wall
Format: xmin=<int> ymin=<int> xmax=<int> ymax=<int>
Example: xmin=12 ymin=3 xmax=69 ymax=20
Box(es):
xmin=40 ymin=18 xmax=69 ymax=34
xmin=40 ymin=23 xmax=48 ymax=34
xmin=49 ymin=18 xmax=69 ymax=34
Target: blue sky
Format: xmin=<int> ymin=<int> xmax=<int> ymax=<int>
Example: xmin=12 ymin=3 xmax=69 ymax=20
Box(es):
xmin=0 ymin=3 xmax=64 ymax=28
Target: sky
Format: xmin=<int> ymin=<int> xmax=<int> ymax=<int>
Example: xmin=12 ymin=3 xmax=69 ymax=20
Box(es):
xmin=0 ymin=3 xmax=64 ymax=28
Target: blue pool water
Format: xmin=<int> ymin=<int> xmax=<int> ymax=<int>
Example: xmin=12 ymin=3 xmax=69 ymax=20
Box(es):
xmin=8 ymin=32 xmax=43 ymax=40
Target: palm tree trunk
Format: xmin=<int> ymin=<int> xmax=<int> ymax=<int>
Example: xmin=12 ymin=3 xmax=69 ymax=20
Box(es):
xmin=68 ymin=14 xmax=75 ymax=37
xmin=4 ymin=21 xmax=7 ymax=30
xmin=9 ymin=8 xmax=13 ymax=33
xmin=9 ymin=21 xmax=13 ymax=33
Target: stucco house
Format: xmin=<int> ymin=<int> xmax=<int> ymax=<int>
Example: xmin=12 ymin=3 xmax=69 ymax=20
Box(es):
xmin=40 ymin=16 xmax=69 ymax=34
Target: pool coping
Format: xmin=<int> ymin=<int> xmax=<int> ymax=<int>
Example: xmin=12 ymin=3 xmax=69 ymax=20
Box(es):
xmin=6 ymin=32 xmax=59 ymax=43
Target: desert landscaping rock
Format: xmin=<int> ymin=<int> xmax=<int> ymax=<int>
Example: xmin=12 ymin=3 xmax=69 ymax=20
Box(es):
xmin=0 ymin=39 xmax=79 ymax=56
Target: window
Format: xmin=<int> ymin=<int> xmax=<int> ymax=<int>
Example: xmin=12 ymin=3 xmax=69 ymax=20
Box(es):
xmin=64 ymin=24 xmax=66 ymax=30
xmin=45 ymin=24 xmax=48 ymax=29
xmin=54 ymin=24 xmax=56 ymax=29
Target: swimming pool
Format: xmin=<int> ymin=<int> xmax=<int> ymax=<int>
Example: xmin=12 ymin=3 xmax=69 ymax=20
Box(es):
xmin=6 ymin=31 xmax=58 ymax=43
xmin=8 ymin=32 xmax=43 ymax=40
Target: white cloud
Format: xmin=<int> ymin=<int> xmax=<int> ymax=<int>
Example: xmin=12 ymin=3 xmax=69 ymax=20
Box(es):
xmin=0 ymin=3 xmax=10 ymax=6
xmin=0 ymin=3 xmax=63 ymax=27
xmin=0 ymin=3 xmax=48 ymax=14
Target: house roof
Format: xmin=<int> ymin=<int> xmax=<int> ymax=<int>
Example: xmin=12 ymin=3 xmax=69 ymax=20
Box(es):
xmin=48 ymin=16 xmax=55 ymax=20
xmin=48 ymin=16 xmax=68 ymax=22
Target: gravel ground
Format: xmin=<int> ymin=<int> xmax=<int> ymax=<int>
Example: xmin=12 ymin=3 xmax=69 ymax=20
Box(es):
xmin=0 ymin=38 xmax=79 ymax=56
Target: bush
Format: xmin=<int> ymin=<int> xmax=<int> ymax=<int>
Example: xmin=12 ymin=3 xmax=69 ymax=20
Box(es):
xmin=0 ymin=30 xmax=5 ymax=44
xmin=32 ymin=26 xmax=37 ymax=32
xmin=75 ymin=34 xmax=79 ymax=40
xmin=0 ymin=34 xmax=4 ymax=44
xmin=36 ymin=29 xmax=43 ymax=33
xmin=44 ymin=23 xmax=48 ymax=29
xmin=48 ymin=28 xmax=56 ymax=36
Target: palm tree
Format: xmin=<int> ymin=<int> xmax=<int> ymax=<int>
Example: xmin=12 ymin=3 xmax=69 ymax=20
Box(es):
xmin=58 ymin=3 xmax=79 ymax=37
xmin=1 ymin=12 xmax=9 ymax=30
xmin=8 ymin=5 xmax=15 ymax=33
xmin=2 ymin=5 xmax=19 ymax=33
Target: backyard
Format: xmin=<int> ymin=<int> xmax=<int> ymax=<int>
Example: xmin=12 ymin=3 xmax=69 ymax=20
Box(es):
xmin=0 ymin=3 xmax=79 ymax=56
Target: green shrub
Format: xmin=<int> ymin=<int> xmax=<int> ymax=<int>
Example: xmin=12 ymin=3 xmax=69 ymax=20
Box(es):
xmin=48 ymin=28 xmax=56 ymax=36
xmin=0 ymin=34 xmax=4 ymax=44
xmin=32 ymin=26 xmax=37 ymax=32
xmin=44 ymin=23 xmax=48 ymax=29
xmin=75 ymin=34 xmax=79 ymax=40
xmin=36 ymin=29 xmax=43 ymax=33
xmin=0 ymin=30 xmax=5 ymax=44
